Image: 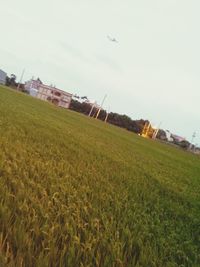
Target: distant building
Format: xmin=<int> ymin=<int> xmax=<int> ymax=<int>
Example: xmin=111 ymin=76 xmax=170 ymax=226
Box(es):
xmin=25 ymin=79 xmax=72 ymax=109
xmin=0 ymin=69 xmax=7 ymax=85
xmin=165 ymin=130 xmax=173 ymax=142
xmin=171 ymin=134 xmax=186 ymax=143
xmin=25 ymin=78 xmax=42 ymax=92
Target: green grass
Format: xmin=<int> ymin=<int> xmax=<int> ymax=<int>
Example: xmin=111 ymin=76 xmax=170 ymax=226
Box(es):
xmin=0 ymin=85 xmax=200 ymax=267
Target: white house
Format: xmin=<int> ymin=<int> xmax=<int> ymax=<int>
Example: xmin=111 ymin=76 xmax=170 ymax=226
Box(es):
xmin=25 ymin=79 xmax=72 ymax=109
xmin=165 ymin=130 xmax=173 ymax=142
xmin=171 ymin=134 xmax=186 ymax=143
xmin=0 ymin=69 xmax=7 ymax=85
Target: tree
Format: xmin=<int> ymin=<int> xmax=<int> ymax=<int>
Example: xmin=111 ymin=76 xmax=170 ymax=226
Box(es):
xmin=156 ymin=129 xmax=167 ymax=140
xmin=179 ymin=140 xmax=190 ymax=149
xmin=5 ymin=74 xmax=17 ymax=87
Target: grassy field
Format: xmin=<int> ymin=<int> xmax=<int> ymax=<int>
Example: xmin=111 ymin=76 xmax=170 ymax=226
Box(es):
xmin=0 ymin=86 xmax=200 ymax=267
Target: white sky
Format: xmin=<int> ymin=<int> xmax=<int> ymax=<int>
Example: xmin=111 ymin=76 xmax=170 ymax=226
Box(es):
xmin=0 ymin=0 xmax=200 ymax=144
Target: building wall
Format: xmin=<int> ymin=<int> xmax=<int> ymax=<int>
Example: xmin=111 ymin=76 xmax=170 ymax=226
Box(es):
xmin=25 ymin=79 xmax=42 ymax=92
xmin=25 ymin=79 xmax=72 ymax=108
xmin=37 ymin=86 xmax=50 ymax=101
xmin=0 ymin=69 xmax=7 ymax=85
xmin=36 ymin=85 xmax=72 ymax=108
xmin=29 ymin=88 xmax=38 ymax=97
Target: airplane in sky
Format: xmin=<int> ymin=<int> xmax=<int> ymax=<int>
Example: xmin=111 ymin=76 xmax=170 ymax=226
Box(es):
xmin=107 ymin=35 xmax=118 ymax=43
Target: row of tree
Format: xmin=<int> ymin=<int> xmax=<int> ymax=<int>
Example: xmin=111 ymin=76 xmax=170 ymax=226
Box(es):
xmin=70 ymin=99 xmax=147 ymax=134
xmin=70 ymin=99 xmax=195 ymax=151
xmin=5 ymin=74 xmax=26 ymax=91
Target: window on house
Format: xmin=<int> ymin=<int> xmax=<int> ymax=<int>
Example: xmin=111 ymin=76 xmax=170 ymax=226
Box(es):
xmin=54 ymin=91 xmax=61 ymax=97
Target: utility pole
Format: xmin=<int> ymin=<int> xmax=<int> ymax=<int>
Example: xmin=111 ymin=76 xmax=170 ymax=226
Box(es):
xmin=104 ymin=107 xmax=110 ymax=122
xmin=142 ymin=121 xmax=148 ymax=136
xmin=189 ymin=132 xmax=196 ymax=150
xmin=152 ymin=122 xmax=162 ymax=139
xmin=146 ymin=122 xmax=151 ymax=137
xmin=191 ymin=132 xmax=196 ymax=144
xmin=95 ymin=94 xmax=107 ymax=119
xmin=88 ymin=102 xmax=96 ymax=117
xmin=17 ymin=68 xmax=25 ymax=90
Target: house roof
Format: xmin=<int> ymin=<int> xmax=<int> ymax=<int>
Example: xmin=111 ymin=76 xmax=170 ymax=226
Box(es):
xmin=171 ymin=134 xmax=186 ymax=142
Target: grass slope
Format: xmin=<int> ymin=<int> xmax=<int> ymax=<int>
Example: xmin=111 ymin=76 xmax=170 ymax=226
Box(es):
xmin=0 ymin=86 xmax=200 ymax=267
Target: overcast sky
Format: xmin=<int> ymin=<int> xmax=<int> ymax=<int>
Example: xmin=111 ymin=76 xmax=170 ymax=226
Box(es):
xmin=0 ymin=0 xmax=200 ymax=144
